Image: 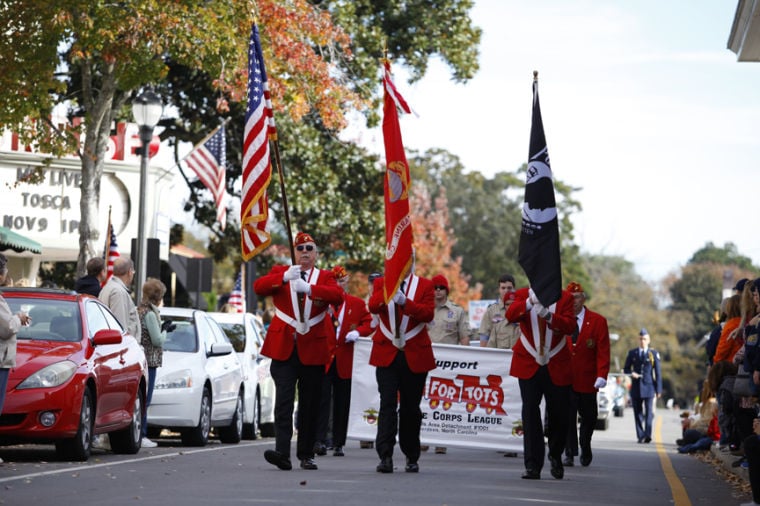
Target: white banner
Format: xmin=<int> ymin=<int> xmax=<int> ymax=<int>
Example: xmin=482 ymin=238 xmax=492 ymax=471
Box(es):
xmin=347 ymin=339 xmax=524 ymax=451
xmin=468 ymin=299 xmax=495 ymax=330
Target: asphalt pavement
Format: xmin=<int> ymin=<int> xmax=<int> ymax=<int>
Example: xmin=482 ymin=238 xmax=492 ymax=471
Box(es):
xmin=0 ymin=406 xmax=752 ymax=506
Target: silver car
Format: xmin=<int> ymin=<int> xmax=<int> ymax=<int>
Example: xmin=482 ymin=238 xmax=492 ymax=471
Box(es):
xmin=208 ymin=311 xmax=276 ymax=438
xmin=147 ymin=307 xmax=244 ymax=446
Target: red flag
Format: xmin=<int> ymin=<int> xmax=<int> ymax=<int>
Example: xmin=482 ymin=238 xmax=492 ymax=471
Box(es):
xmin=185 ymin=125 xmax=227 ymax=229
xmin=381 ymin=60 xmax=414 ymax=304
xmin=241 ymin=23 xmax=275 ymax=260
xmin=103 ymin=218 xmax=120 ymax=284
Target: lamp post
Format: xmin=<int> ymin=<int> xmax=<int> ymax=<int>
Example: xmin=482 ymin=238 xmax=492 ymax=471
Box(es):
xmin=131 ymin=90 xmax=163 ymax=304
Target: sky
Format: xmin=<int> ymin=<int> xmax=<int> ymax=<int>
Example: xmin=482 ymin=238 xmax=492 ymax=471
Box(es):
xmin=347 ymin=0 xmax=760 ymax=284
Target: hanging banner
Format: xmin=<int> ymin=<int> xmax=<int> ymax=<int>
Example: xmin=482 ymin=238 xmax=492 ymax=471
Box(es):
xmin=348 ymin=339 xmax=524 ymax=452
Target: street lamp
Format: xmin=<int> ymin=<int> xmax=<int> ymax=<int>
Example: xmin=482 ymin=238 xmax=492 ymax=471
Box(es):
xmin=131 ymin=90 xmax=163 ymax=304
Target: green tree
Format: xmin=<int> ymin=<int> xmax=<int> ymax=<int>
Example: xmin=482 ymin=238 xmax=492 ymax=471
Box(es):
xmin=689 ymin=241 xmax=756 ymax=271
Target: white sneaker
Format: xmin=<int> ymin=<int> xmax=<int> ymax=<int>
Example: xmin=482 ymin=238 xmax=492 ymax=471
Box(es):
xmin=141 ymin=437 xmax=157 ymax=448
xmin=0 ymin=457 xmax=4 ymax=464
xmin=91 ymin=434 xmax=111 ymax=450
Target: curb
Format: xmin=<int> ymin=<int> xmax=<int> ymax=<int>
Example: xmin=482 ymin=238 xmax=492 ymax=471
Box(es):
xmin=709 ymin=444 xmax=749 ymax=483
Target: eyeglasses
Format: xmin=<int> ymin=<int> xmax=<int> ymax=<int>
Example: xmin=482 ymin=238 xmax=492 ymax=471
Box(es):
xmin=296 ymin=245 xmax=314 ymax=252
xmin=434 ymin=285 xmax=447 ymax=290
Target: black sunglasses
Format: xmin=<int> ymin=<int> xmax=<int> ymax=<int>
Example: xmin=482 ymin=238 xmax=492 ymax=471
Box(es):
xmin=296 ymin=245 xmax=314 ymax=252
xmin=434 ymin=285 xmax=447 ymax=290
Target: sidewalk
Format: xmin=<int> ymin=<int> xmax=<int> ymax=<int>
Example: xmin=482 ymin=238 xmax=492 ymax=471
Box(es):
xmin=709 ymin=443 xmax=750 ymax=483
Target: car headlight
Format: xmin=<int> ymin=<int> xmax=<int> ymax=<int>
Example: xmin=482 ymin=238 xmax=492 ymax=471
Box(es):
xmin=155 ymin=369 xmax=193 ymax=389
xmin=17 ymin=360 xmax=77 ymax=389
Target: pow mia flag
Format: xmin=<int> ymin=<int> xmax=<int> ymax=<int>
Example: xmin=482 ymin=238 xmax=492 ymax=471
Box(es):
xmin=518 ymin=72 xmax=562 ymax=307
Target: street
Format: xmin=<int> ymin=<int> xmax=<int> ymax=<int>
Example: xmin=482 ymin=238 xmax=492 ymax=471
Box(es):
xmin=0 ymin=407 xmax=750 ymax=505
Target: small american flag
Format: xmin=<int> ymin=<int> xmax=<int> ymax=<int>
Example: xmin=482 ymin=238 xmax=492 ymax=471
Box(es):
xmin=227 ymin=270 xmax=245 ymax=313
xmin=104 ymin=219 xmax=120 ymax=283
xmin=185 ymin=126 xmax=227 ymax=229
xmin=241 ymin=23 xmax=275 ymax=261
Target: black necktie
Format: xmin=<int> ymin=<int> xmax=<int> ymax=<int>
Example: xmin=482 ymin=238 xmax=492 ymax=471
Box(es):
xmin=400 ymin=280 xmax=406 ymax=292
xmin=301 ymin=271 xmax=308 ymax=281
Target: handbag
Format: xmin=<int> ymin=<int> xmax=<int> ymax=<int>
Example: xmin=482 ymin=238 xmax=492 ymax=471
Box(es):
xmin=733 ymin=371 xmax=754 ymax=398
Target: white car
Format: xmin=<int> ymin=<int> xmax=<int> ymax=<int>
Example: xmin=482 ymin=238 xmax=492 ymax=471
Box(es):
xmin=147 ymin=307 xmax=245 ymax=446
xmin=208 ymin=312 xmax=276 ymax=438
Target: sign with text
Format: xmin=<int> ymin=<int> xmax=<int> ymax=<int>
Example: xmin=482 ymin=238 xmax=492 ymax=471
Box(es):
xmin=468 ymin=299 xmax=496 ymax=331
xmin=347 ymin=339 xmax=523 ymax=451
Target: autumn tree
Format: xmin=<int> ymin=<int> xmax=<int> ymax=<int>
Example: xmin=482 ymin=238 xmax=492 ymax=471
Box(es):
xmin=409 ymin=183 xmax=481 ymax=308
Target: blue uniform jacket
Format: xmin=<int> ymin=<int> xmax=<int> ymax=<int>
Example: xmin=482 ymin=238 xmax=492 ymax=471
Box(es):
xmin=623 ymin=347 xmax=662 ymax=399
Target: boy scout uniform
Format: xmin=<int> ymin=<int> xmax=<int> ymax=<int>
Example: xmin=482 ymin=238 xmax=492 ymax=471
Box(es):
xmin=482 ymin=301 xmax=521 ymax=349
xmin=428 ymin=300 xmax=469 ymax=345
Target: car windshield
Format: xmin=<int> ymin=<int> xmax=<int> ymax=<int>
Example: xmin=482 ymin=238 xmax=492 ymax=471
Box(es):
xmin=217 ymin=322 xmax=245 ymax=353
xmin=8 ymin=297 xmax=81 ymax=343
xmin=163 ymin=317 xmax=198 ymax=353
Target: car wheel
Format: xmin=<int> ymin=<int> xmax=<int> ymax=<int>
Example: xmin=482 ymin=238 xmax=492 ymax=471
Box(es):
xmin=56 ymin=388 xmax=94 ymax=461
xmin=181 ymin=386 xmax=211 ymax=446
xmin=242 ymin=391 xmax=260 ymax=440
xmin=595 ymin=417 xmax=609 ymax=431
xmin=110 ymin=387 xmax=143 ymax=454
xmin=219 ymin=392 xmax=243 ymax=444
xmin=260 ymin=422 xmax=275 ymax=438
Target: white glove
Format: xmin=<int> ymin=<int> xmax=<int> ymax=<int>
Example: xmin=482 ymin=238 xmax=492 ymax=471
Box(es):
xmin=293 ymin=278 xmax=311 ymax=294
xmin=537 ymin=305 xmax=550 ymax=319
xmin=345 ymin=330 xmax=360 ymax=343
xmin=593 ymin=377 xmax=607 ymax=389
xmin=393 ymin=290 xmax=406 ymax=306
xmin=283 ymin=265 xmax=302 ymax=282
xmin=528 ymin=288 xmax=539 ymax=305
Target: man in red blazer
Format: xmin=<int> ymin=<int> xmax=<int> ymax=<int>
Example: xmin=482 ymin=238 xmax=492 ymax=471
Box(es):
xmin=563 ymin=282 xmax=610 ymax=468
xmin=368 ymin=267 xmax=436 ymax=474
xmin=314 ymin=265 xmax=374 ymax=457
xmin=253 ymin=232 xmax=343 ymax=471
xmin=506 ymin=286 xmax=576 ymax=480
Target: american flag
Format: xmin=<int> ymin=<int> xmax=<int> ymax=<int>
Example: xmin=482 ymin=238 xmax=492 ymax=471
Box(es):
xmin=241 ymin=23 xmax=275 ymax=261
xmin=104 ymin=218 xmax=120 ymax=283
xmin=227 ymin=270 xmax=245 ymax=313
xmin=185 ymin=125 xmax=227 ymax=229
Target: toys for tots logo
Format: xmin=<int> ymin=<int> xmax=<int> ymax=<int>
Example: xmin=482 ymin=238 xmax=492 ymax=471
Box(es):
xmin=426 ymin=374 xmax=506 ymax=418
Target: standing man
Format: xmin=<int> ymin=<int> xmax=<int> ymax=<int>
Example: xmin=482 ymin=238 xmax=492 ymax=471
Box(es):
xmin=314 ymin=265 xmax=374 ymax=457
xmin=369 ymin=264 xmax=436 ymax=474
xmin=427 ymin=273 xmax=469 ymax=454
xmin=507 ymin=286 xmax=576 ymax=480
xmin=254 ymin=232 xmax=343 ymax=471
xmin=623 ymin=328 xmax=662 ymax=443
xmin=75 ymin=257 xmax=107 ymax=297
xmin=99 ymin=257 xmax=139 ymax=338
xmin=562 ymin=282 xmax=610 ymax=467
xmin=479 ymin=273 xmax=521 ymax=349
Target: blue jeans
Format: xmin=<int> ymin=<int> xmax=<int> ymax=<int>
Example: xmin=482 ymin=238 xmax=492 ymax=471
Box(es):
xmin=0 ymin=368 xmax=9 ymax=414
xmin=142 ymin=367 xmax=157 ymax=438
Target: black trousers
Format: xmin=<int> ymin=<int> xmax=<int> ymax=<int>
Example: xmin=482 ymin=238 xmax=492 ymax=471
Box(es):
xmin=745 ymin=433 xmax=760 ymax=503
xmin=565 ymin=390 xmax=598 ymax=457
xmin=518 ymin=365 xmax=570 ymax=473
xmin=375 ymin=351 xmax=428 ymax=463
xmin=316 ymin=359 xmax=352 ymax=447
xmin=270 ymin=349 xmax=324 ymax=461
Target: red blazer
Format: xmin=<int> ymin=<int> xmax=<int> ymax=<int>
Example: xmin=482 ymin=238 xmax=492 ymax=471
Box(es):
xmin=566 ymin=307 xmax=610 ymax=393
xmin=506 ymin=287 xmax=576 ymax=385
xmin=254 ymin=264 xmax=343 ymax=365
xmin=368 ymin=275 xmax=436 ymax=374
xmin=328 ymin=293 xmax=374 ymax=379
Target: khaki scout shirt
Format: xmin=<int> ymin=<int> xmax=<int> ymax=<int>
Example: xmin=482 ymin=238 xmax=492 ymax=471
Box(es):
xmin=481 ymin=302 xmax=521 ymax=349
xmin=428 ymin=300 xmax=469 ymax=345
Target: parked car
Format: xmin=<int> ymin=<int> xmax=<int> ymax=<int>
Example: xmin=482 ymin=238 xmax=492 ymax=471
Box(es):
xmin=0 ymin=287 xmax=147 ymax=461
xmin=208 ymin=311 xmax=276 ymax=439
xmin=596 ymin=384 xmax=613 ymax=431
xmin=148 ymin=307 xmax=244 ymax=446
xmin=607 ymin=372 xmax=628 ymax=417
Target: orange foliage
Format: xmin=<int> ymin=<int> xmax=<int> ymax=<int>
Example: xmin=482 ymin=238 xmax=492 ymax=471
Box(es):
xmin=409 ymin=184 xmax=481 ymax=309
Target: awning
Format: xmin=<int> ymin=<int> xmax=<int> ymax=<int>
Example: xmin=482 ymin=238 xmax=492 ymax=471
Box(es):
xmin=0 ymin=226 xmax=42 ymax=254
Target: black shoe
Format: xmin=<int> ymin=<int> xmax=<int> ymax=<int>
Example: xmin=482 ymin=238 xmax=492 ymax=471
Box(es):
xmin=562 ymin=456 xmax=574 ymax=467
xmin=548 ymin=456 xmax=564 ymax=479
xmin=264 ymin=450 xmax=292 ymax=470
xmin=580 ymin=451 xmax=592 ymax=467
xmin=405 ymin=458 xmax=419 ymax=473
xmin=313 ymin=442 xmax=327 ymax=456
xmin=300 ymin=458 xmax=318 ymax=470
xmin=675 ymin=439 xmax=684 ymax=446
xmin=333 ymin=446 xmax=344 ymax=457
xmin=644 ymin=437 xmax=652 ymax=443
xmin=376 ymin=457 xmax=393 ymax=473
xmin=638 ymin=438 xmax=645 ymax=443
xmin=521 ymin=469 xmax=540 ymax=480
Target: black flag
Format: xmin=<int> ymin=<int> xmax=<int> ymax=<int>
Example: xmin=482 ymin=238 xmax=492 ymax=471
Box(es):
xmin=518 ymin=72 xmax=562 ymax=307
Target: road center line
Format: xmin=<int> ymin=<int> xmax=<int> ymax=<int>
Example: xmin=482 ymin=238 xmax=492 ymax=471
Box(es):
xmin=655 ymin=415 xmax=692 ymax=506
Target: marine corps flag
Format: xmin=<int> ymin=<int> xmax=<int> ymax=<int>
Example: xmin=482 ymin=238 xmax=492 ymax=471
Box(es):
xmin=518 ymin=72 xmax=562 ymax=307
xmin=381 ymin=60 xmax=413 ymax=304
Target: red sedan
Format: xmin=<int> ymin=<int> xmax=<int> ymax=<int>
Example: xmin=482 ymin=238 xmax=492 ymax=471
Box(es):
xmin=0 ymin=287 xmax=147 ymax=461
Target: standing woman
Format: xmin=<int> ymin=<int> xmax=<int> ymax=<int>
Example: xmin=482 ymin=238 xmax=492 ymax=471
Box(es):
xmin=0 ymin=253 xmax=32 ymax=463
xmin=137 ymin=277 xmax=171 ymax=449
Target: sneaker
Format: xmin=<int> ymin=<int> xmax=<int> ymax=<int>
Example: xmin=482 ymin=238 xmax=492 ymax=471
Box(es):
xmin=141 ymin=438 xmax=158 ymax=448
xmin=0 ymin=457 xmax=3 ymax=464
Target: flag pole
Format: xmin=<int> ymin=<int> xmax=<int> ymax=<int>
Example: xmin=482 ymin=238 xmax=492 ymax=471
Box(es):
xmin=270 ymin=138 xmax=296 ymax=264
xmin=103 ymin=206 xmax=112 ymax=259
